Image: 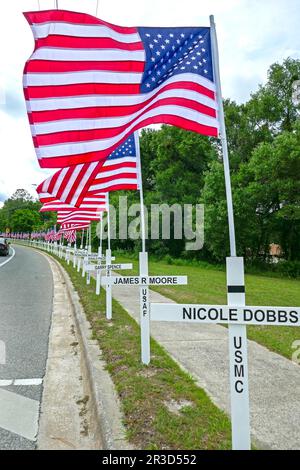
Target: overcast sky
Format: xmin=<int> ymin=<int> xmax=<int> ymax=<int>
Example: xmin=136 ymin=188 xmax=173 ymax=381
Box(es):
xmin=0 ymin=0 xmax=300 ymax=205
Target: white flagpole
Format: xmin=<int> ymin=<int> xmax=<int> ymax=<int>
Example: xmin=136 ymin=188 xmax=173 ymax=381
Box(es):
xmin=96 ymin=216 xmax=103 ymax=295
xmin=106 ymin=193 xmax=112 ymax=319
xmin=86 ymin=225 xmax=92 ymax=284
xmin=210 ymin=15 xmax=250 ymax=451
xmin=135 ymin=132 xmax=150 ymax=365
xmin=73 ymin=232 xmax=77 ymax=268
xmin=82 ymin=227 xmax=88 ymax=277
xmin=98 ymin=217 xmax=103 ymax=257
xmin=77 ymin=229 xmax=84 ymax=271
xmin=80 ymin=229 xmax=84 ymax=249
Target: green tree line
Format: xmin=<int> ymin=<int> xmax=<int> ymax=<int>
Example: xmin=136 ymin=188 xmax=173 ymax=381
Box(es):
xmin=0 ymin=189 xmax=56 ymax=234
xmin=111 ymin=58 xmax=300 ymax=263
xmin=1 ymin=58 xmax=299 ymax=265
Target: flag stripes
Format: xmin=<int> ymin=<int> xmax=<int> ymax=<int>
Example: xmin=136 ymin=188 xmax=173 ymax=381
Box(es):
xmin=23 ymin=10 xmax=219 ymax=169
xmin=37 ymin=134 xmax=139 ymax=206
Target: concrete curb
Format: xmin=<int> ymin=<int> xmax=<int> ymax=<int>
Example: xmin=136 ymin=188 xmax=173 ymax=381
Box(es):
xmin=40 ymin=251 xmax=133 ymax=450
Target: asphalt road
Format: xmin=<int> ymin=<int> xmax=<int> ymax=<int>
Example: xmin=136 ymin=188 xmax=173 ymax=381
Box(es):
xmin=0 ymin=245 xmax=53 ymax=449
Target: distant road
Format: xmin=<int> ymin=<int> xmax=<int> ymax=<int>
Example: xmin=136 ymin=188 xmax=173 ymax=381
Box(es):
xmin=0 ymin=245 xmax=53 ymax=449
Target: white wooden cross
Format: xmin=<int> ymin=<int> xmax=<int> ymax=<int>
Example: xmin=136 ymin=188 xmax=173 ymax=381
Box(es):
xmin=100 ymin=251 xmax=188 ymax=364
xmin=85 ymin=249 xmax=133 ymax=318
xmin=150 ymin=256 xmax=300 ymax=450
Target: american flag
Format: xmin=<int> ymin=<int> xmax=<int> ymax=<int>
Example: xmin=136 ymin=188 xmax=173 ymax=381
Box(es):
xmin=37 ymin=134 xmax=140 ymax=205
xmin=60 ymin=222 xmax=90 ymax=231
xmin=45 ymin=229 xmax=56 ymax=241
xmin=23 ymin=9 xmax=218 ymax=169
xmin=88 ymin=133 xmax=140 ymax=194
xmin=39 ymin=193 xmax=108 ymax=211
xmin=63 ymin=229 xmax=77 ymax=243
xmin=57 ymin=208 xmax=103 ymax=224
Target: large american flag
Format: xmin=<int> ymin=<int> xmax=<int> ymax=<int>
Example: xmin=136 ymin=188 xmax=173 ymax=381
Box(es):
xmin=37 ymin=134 xmax=140 ymax=206
xmin=23 ymin=10 xmax=218 ymax=169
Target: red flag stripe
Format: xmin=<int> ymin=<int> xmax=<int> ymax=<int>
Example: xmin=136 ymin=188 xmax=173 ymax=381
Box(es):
xmin=27 ymin=81 xmax=215 ymax=123
xmin=33 ymin=98 xmax=217 ymax=147
xmin=24 ymin=10 xmax=138 ymax=34
xmin=35 ymin=35 xmax=143 ymax=50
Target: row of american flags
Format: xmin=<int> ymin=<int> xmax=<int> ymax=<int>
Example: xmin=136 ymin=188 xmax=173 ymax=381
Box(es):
xmin=22 ymin=8 xmax=219 ymax=235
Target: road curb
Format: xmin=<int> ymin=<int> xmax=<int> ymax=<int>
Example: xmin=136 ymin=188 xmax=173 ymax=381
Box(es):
xmin=41 ymin=251 xmax=133 ymax=450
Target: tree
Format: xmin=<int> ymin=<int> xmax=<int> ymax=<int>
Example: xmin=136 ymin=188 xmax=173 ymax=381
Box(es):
xmin=11 ymin=209 xmax=41 ymax=233
xmin=247 ymin=57 xmax=300 ymax=135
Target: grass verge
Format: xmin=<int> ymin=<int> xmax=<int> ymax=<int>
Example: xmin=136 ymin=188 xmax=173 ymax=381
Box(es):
xmin=47 ymin=251 xmax=232 ymax=450
xmin=115 ymin=253 xmax=300 ymax=361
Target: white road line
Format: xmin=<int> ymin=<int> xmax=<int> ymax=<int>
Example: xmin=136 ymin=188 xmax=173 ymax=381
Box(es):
xmin=0 ymin=378 xmax=43 ymax=387
xmin=0 ymin=380 xmax=13 ymax=387
xmin=0 ymin=247 xmax=15 ymax=268
xmin=0 ymin=388 xmax=40 ymax=441
xmin=14 ymin=378 xmax=43 ymax=386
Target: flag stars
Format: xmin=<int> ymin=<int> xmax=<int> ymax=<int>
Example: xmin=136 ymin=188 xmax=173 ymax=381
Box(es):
xmin=141 ymin=27 xmax=212 ymax=91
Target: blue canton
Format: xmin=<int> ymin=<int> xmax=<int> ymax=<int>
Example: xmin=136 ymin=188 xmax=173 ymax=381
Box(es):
xmin=108 ymin=135 xmax=136 ymax=160
xmin=138 ymin=27 xmax=213 ymax=93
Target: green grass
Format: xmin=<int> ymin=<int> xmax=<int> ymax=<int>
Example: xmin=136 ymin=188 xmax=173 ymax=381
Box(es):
xmin=46 ymin=251 xmax=232 ymax=450
xmin=115 ymin=253 xmax=300 ymax=361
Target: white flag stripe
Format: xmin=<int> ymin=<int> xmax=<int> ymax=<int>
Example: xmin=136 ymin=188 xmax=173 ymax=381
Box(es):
xmin=31 ymin=22 xmax=141 ymax=43
xmin=59 ymin=214 xmax=102 ymax=223
xmin=58 ymin=209 xmax=105 ymax=217
xmin=60 ymin=164 xmax=87 ymax=202
xmin=26 ymin=73 xmax=216 ymax=111
xmin=31 ymin=47 xmax=145 ymax=63
xmin=97 ymin=167 xmax=137 ymax=179
xmin=89 ymin=178 xmax=138 ymax=191
xmin=41 ymin=195 xmax=107 ymax=211
xmin=102 ymin=156 xmax=136 ymax=167
xmin=42 ymin=167 xmax=68 ymax=191
xmin=69 ymin=161 xmax=99 ymax=206
xmin=52 ymin=166 xmax=71 ymax=193
xmin=30 ymin=88 xmax=217 ymax=135
xmin=37 ymin=105 xmax=219 ymax=158
xmin=25 ymin=70 xmax=143 ymax=87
